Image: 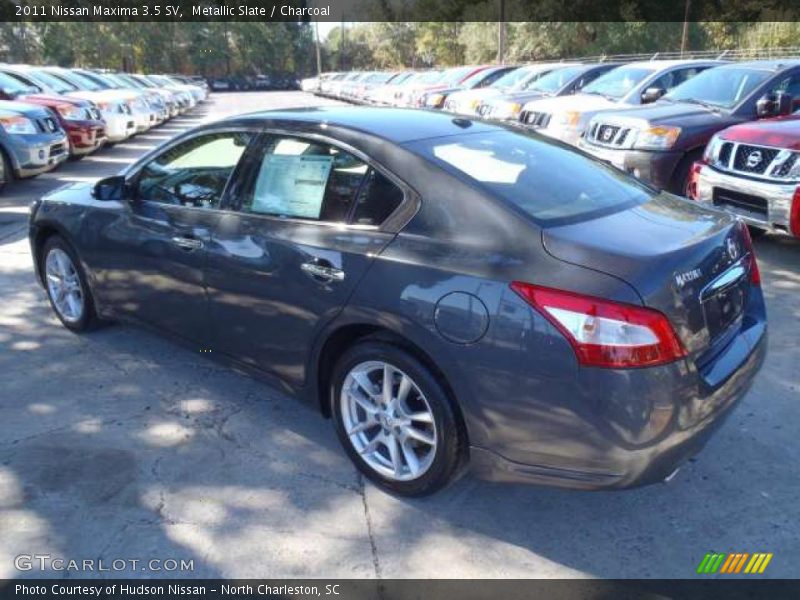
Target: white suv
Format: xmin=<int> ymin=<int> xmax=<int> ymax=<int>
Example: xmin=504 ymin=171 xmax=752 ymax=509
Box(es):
xmin=518 ymin=59 xmax=723 ymax=146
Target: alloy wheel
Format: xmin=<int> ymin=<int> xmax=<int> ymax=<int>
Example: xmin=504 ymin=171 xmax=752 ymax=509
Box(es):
xmin=45 ymin=248 xmax=85 ymax=323
xmin=340 ymin=360 xmax=437 ymax=481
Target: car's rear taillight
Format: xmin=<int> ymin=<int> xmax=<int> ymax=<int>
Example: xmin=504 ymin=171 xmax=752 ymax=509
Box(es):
xmin=740 ymin=221 xmax=762 ymax=286
xmin=791 ymin=187 xmax=800 ymax=239
xmin=510 ymin=282 xmax=687 ymax=369
xmin=686 ymin=161 xmax=705 ymax=200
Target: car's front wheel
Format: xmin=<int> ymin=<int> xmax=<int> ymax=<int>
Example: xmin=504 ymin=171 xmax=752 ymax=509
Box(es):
xmin=331 ymin=340 xmax=464 ymax=496
xmin=41 ymin=236 xmax=99 ymax=332
xmin=0 ymin=149 xmax=11 ymax=192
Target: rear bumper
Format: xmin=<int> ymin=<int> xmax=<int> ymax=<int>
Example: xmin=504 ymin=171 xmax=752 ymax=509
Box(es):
xmin=577 ymin=140 xmax=683 ymax=190
xmin=694 ymin=164 xmax=798 ymax=237
xmin=470 ymin=327 xmax=767 ymax=490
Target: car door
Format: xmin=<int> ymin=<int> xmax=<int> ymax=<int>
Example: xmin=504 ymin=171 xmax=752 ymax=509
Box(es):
xmin=205 ymin=132 xmax=409 ymax=389
xmin=99 ymin=129 xmax=256 ymax=340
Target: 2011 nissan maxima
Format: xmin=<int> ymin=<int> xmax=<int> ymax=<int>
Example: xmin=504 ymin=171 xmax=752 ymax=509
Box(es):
xmin=28 ymin=107 xmax=767 ymax=496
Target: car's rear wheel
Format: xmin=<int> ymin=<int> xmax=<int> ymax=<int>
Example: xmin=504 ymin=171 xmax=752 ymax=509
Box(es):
xmin=41 ymin=236 xmax=99 ymax=332
xmin=331 ymin=341 xmax=463 ymax=496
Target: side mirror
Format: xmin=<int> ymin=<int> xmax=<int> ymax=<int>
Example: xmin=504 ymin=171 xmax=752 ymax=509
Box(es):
xmin=756 ymin=92 xmax=792 ymax=118
xmin=641 ymin=87 xmax=666 ymax=104
xmin=91 ymin=175 xmax=127 ymax=201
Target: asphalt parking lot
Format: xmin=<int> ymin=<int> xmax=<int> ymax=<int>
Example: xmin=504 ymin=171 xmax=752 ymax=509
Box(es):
xmin=0 ymin=91 xmax=798 ymax=580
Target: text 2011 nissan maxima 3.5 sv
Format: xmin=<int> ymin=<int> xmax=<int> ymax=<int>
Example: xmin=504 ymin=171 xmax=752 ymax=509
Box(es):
xmin=28 ymin=108 xmax=767 ymax=496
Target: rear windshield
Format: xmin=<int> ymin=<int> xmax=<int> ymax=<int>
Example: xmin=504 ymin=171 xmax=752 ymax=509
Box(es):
xmin=409 ymin=130 xmax=652 ymax=224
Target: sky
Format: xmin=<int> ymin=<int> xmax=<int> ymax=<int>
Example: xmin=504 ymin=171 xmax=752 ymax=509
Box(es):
xmin=315 ymin=22 xmax=345 ymax=41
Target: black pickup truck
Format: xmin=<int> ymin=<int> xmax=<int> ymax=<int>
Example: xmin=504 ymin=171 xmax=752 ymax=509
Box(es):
xmin=577 ymin=60 xmax=800 ymax=194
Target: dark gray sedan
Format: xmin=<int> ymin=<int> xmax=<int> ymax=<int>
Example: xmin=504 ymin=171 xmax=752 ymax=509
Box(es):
xmin=28 ymin=107 xmax=767 ymax=496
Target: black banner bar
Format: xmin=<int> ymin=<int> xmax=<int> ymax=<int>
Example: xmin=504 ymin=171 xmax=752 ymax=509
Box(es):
xmin=2 ymin=580 xmax=800 ymax=600
xmin=2 ymin=0 xmax=800 ymax=22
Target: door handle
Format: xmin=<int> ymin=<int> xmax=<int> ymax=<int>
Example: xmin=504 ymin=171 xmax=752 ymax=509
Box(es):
xmin=301 ymin=262 xmax=345 ymax=282
xmin=171 ymin=236 xmax=204 ymax=250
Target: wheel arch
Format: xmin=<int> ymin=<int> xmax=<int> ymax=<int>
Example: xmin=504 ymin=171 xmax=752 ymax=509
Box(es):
xmin=0 ymin=142 xmax=17 ymax=181
xmin=31 ymin=221 xmax=75 ymax=285
xmin=669 ymin=146 xmax=706 ymax=194
xmin=312 ymin=319 xmax=471 ymax=448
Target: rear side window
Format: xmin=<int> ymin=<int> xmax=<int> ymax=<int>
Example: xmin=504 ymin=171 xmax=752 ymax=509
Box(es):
xmin=240 ymin=135 xmax=404 ymax=226
xmin=243 ymin=135 xmax=368 ymax=222
xmin=409 ymin=131 xmax=652 ymax=224
xmin=352 ymin=170 xmax=404 ymax=226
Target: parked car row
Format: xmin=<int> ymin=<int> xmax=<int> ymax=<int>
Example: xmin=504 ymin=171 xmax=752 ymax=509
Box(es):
xmin=210 ymin=73 xmax=300 ymax=92
xmin=0 ymin=65 xmax=209 ymax=190
xmin=310 ymin=58 xmax=800 ymax=240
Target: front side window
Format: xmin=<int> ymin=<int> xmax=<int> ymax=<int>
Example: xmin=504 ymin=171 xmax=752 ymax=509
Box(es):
xmin=410 ymin=131 xmax=652 ymax=224
xmin=582 ymin=66 xmax=654 ymax=100
xmin=649 ymin=67 xmax=707 ymax=94
xmin=0 ymin=71 xmax=38 ymax=95
xmin=56 ymin=70 xmax=103 ymax=91
xmin=29 ymin=70 xmax=77 ymax=93
xmin=135 ymin=132 xmax=253 ymax=208
xmin=527 ymin=66 xmax=586 ymax=94
xmin=461 ymin=68 xmax=506 ymax=89
xmin=770 ymin=72 xmax=800 ymax=98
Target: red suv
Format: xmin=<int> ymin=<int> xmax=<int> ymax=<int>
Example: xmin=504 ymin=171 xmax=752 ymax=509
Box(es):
xmin=689 ymin=115 xmax=800 ymax=239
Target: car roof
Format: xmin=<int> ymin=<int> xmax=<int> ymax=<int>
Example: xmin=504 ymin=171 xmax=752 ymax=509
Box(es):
xmin=226 ymin=106 xmax=501 ymax=143
xmin=621 ymin=59 xmax=724 ymax=69
xmin=717 ymin=59 xmax=800 ymax=71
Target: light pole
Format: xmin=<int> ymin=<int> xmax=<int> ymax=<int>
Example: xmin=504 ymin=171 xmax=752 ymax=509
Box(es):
xmin=339 ymin=19 xmax=345 ymax=71
xmin=497 ymin=0 xmax=507 ymax=64
xmin=680 ymin=0 xmax=691 ymax=56
xmin=314 ymin=21 xmax=322 ymax=76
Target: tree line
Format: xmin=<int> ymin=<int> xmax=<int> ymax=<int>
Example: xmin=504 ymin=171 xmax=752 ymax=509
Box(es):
xmin=1 ymin=21 xmax=799 ymax=77
xmin=326 ymin=22 xmax=800 ymax=70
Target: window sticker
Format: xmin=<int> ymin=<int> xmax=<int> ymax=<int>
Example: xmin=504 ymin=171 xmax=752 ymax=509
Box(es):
xmin=252 ymin=154 xmax=334 ymax=219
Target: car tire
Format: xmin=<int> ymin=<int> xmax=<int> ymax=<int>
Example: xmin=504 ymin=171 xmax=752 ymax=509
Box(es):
xmin=0 ymin=149 xmax=12 ymax=192
xmin=40 ymin=235 xmax=100 ymax=333
xmin=331 ymin=340 xmax=464 ymax=496
xmin=670 ymin=149 xmax=704 ymax=197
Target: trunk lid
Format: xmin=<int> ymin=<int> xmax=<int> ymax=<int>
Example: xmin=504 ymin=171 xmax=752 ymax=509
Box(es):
xmin=542 ymin=193 xmax=754 ymax=360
